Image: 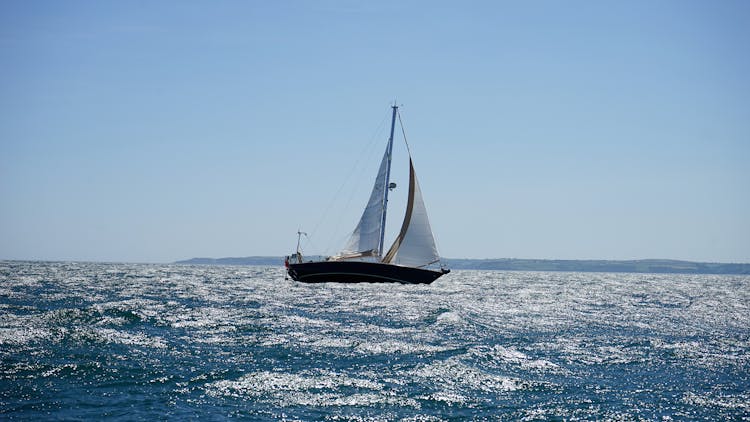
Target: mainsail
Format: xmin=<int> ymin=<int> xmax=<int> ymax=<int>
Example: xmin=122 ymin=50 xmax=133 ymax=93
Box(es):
xmin=382 ymin=159 xmax=441 ymax=267
xmin=340 ymin=147 xmax=390 ymax=257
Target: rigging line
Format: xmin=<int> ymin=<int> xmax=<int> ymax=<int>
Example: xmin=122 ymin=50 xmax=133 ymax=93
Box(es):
xmin=416 ymin=259 xmax=441 ymax=269
xmin=397 ymin=109 xmax=412 ymax=157
xmin=310 ymin=113 xmax=387 ymax=239
xmin=300 ymin=232 xmax=321 ymax=257
xmin=307 ymin=110 xmax=390 ymax=255
xmin=325 ymin=113 xmax=390 ymax=254
xmin=397 ymin=108 xmax=446 ymax=268
xmin=327 ymin=231 xmax=353 ymax=253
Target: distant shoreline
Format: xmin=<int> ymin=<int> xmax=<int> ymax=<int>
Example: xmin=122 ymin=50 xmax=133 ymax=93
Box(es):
xmin=175 ymin=257 xmax=750 ymax=275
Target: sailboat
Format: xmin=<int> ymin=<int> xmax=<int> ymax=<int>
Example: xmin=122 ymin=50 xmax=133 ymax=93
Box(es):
xmin=285 ymin=104 xmax=450 ymax=284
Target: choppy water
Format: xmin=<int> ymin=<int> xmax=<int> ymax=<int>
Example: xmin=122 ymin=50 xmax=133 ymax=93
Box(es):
xmin=1 ymin=261 xmax=749 ymax=420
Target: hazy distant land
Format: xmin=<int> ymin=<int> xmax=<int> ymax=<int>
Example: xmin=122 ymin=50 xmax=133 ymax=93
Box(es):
xmin=175 ymin=257 xmax=749 ymax=275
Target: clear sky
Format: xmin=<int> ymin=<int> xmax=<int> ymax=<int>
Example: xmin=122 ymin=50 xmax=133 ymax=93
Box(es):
xmin=1 ymin=1 xmax=748 ymax=263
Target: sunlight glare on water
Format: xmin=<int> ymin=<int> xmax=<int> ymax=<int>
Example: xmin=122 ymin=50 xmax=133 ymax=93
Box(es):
xmin=1 ymin=262 xmax=748 ymax=420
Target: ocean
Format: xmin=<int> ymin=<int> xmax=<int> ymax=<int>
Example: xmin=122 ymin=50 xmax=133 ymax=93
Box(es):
xmin=1 ymin=261 xmax=748 ymax=420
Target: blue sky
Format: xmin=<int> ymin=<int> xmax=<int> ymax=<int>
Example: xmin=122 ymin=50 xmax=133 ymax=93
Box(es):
xmin=1 ymin=1 xmax=748 ymax=263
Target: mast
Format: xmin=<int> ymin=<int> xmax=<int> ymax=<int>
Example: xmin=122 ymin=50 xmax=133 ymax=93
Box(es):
xmin=379 ymin=104 xmax=398 ymax=256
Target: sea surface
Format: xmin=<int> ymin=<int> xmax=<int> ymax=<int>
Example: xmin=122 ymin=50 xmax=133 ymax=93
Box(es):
xmin=1 ymin=261 xmax=749 ymax=420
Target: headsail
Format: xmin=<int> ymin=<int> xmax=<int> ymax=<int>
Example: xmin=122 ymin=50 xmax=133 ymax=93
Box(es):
xmin=382 ymin=159 xmax=441 ymax=267
xmin=339 ymin=147 xmax=390 ymax=257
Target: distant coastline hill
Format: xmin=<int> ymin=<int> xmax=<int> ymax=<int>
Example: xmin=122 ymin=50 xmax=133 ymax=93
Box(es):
xmin=175 ymin=257 xmax=291 ymax=266
xmin=175 ymin=257 xmax=750 ymax=275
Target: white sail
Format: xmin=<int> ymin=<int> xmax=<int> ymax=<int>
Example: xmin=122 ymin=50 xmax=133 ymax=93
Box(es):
xmin=383 ymin=159 xmax=440 ymax=267
xmin=339 ymin=147 xmax=389 ymax=256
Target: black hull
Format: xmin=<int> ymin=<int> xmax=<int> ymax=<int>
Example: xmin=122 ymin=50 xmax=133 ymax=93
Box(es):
xmin=287 ymin=261 xmax=449 ymax=284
